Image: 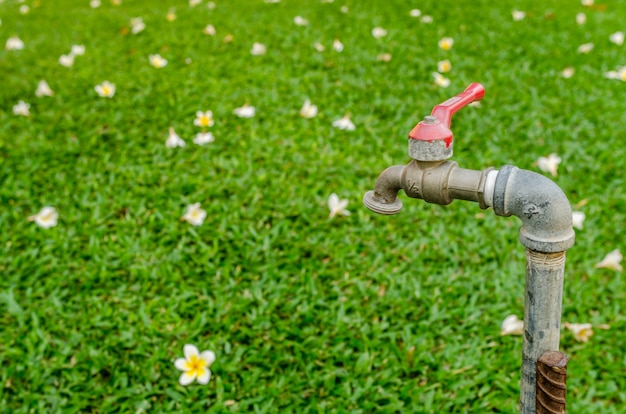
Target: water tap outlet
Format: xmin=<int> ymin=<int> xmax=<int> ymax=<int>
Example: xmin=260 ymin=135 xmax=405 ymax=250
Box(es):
xmin=408 ymin=82 xmax=485 ymax=161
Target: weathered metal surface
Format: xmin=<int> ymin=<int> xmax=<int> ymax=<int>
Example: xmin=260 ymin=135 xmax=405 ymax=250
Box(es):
xmin=536 ymin=351 xmax=569 ymax=414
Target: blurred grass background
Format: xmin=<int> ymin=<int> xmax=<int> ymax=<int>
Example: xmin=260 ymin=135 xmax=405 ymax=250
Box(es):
xmin=1 ymin=0 xmax=625 ymax=412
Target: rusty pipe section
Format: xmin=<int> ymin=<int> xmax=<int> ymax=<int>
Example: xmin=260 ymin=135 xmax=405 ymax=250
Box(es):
xmin=536 ymin=351 xmax=569 ymax=414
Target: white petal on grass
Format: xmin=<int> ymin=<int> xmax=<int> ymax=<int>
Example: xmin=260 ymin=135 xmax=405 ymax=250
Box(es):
xmin=376 ymin=53 xmax=392 ymax=62
xmin=438 ymin=37 xmax=454 ymax=51
xmin=181 ymin=203 xmax=206 ymax=226
xmin=300 ymin=99 xmax=318 ymax=118
xmin=203 ymin=24 xmax=216 ymax=35
xmin=194 ymin=111 xmax=214 ymax=128
xmin=193 ymin=132 xmax=215 ymax=145
xmin=563 ymin=322 xmax=593 ymax=342
xmin=501 ymin=314 xmax=524 ymax=336
xmin=328 ymin=193 xmax=350 ymax=218
xmin=371 ymin=27 xmax=387 ymax=39
xmin=409 ymin=9 xmax=421 ymax=17
xmin=233 ymin=104 xmax=255 ymax=118
xmin=90 ymin=0 xmax=101 ymax=7
xmin=561 ymin=67 xmax=575 ymax=78
xmin=71 ymin=45 xmax=85 ymax=56
xmin=13 ymin=100 xmax=30 ymax=116
xmin=149 ymin=54 xmax=168 ymax=68
xmin=581 ymin=0 xmax=593 ymax=6
xmin=572 ymin=211 xmax=585 ymax=230
xmin=36 ymin=80 xmax=54 ymax=97
xmin=6 ymin=36 xmax=25 ymax=50
xmin=166 ymin=127 xmax=186 ymax=148
xmin=294 ymin=16 xmax=308 ymax=26
xmin=189 ymin=0 xmax=201 ymax=6
xmin=437 ymin=59 xmax=452 ymax=73
xmin=130 ymin=17 xmax=146 ymax=34
xmin=332 ymin=114 xmax=355 ymax=131
xmin=250 ymin=42 xmax=266 ymax=56
xmin=28 ymin=206 xmax=59 ymax=228
xmin=340 ymin=5 xmax=348 ymax=13
xmin=595 ymin=249 xmax=623 ymax=272
xmin=421 ymin=15 xmax=433 ymax=23
xmin=609 ymin=31 xmax=624 ymax=46
xmin=433 ymin=72 xmax=451 ymax=88
xmin=59 ymin=54 xmax=74 ymax=67
xmin=537 ymin=153 xmax=561 ymax=177
xmin=577 ymin=42 xmax=594 ymax=54
xmin=173 ymin=344 xmax=215 ymax=385
xmin=207 ymin=1 xmax=215 ymax=8
xmin=313 ymin=42 xmax=325 ymax=52
xmin=95 ymin=81 xmax=115 ymax=98
xmin=576 ymin=12 xmax=586 ymax=25
xmin=512 ymin=10 xmax=526 ymax=21
xmin=333 ymin=39 xmax=344 ymax=52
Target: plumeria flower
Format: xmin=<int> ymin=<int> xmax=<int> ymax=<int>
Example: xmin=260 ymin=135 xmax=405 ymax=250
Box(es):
xmin=340 ymin=5 xmax=348 ymax=13
xmin=35 ymin=80 xmax=54 ymax=97
xmin=181 ymin=203 xmax=207 ymax=226
xmin=576 ymin=12 xmax=586 ymax=25
xmin=376 ymin=53 xmax=392 ymax=62
xmin=174 ymin=344 xmax=215 ymax=385
xmin=328 ymin=193 xmax=350 ymax=218
xmin=409 ymin=9 xmax=421 ymax=17
xmin=300 ymin=99 xmax=318 ymax=118
xmin=203 ymin=24 xmax=216 ymax=35
xmin=332 ymin=114 xmax=355 ymax=131
xmin=264 ymin=0 xmax=280 ymax=3
xmin=294 ymin=16 xmax=308 ymax=26
xmin=166 ymin=8 xmax=176 ymax=22
xmin=537 ymin=153 xmax=561 ymax=177
xmin=604 ymin=67 xmax=626 ymax=81
xmin=6 ymin=36 xmax=25 ymax=50
xmin=581 ymin=0 xmax=593 ymax=5
xmin=501 ymin=314 xmax=524 ymax=336
xmin=189 ymin=0 xmax=201 ymax=6
xmin=149 ymin=54 xmax=168 ymax=68
xmin=166 ymin=127 xmax=186 ymax=148
xmin=19 ymin=5 xmax=30 ymax=14
xmin=421 ymin=15 xmax=433 ymax=23
xmin=251 ymin=42 xmax=266 ymax=56
xmin=437 ymin=59 xmax=452 ymax=73
xmin=433 ymin=72 xmax=451 ymax=88
xmin=577 ymin=43 xmax=594 ymax=54
xmin=512 ymin=10 xmax=526 ymax=21
xmin=90 ymin=0 xmax=101 ymax=7
xmin=313 ymin=42 xmax=325 ymax=52
xmin=233 ymin=104 xmax=255 ymax=118
xmin=194 ymin=111 xmax=214 ymax=128
xmin=563 ymin=322 xmax=593 ymax=342
xmin=13 ymin=100 xmax=30 ymax=116
xmin=561 ymin=67 xmax=575 ymax=78
xmin=333 ymin=39 xmax=344 ymax=52
xmin=193 ymin=132 xmax=215 ymax=145
xmin=595 ymin=249 xmax=623 ymax=271
xmin=95 ymin=81 xmax=115 ymax=98
xmin=130 ymin=17 xmax=146 ymax=34
xmin=572 ymin=211 xmax=585 ymax=230
xmin=71 ymin=45 xmax=86 ymax=56
xmin=28 ymin=206 xmax=58 ymax=228
xmin=207 ymin=1 xmax=215 ymax=8
xmin=372 ymin=27 xmax=387 ymax=39
xmin=59 ymin=54 xmax=74 ymax=67
xmin=609 ymin=31 xmax=624 ymax=46
xmin=111 ymin=0 xmax=122 ymax=5
xmin=438 ymin=37 xmax=454 ymax=51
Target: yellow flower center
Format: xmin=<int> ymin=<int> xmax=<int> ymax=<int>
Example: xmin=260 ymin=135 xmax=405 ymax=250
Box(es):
xmin=199 ymin=116 xmax=211 ymax=127
xmin=102 ymin=86 xmax=110 ymax=96
xmin=185 ymin=355 xmax=207 ymax=377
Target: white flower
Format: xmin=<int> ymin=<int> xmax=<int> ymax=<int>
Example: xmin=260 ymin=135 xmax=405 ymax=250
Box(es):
xmin=332 ymin=114 xmax=355 ymax=131
xmin=95 ymin=81 xmax=115 ymax=98
xmin=35 ymin=80 xmax=54 ymax=97
xmin=576 ymin=13 xmax=586 ymax=25
xmin=561 ymin=67 xmax=575 ymax=78
xmin=438 ymin=37 xmax=454 ymax=51
xmin=28 ymin=206 xmax=58 ymax=228
xmin=13 ymin=100 xmax=30 ymax=116
xmin=59 ymin=54 xmax=74 ymax=67
xmin=537 ymin=153 xmax=561 ymax=177
xmin=233 ymin=104 xmax=255 ymax=118
xmin=604 ymin=67 xmax=626 ymax=81
xmin=333 ymin=39 xmax=344 ymax=52
xmin=90 ymin=0 xmax=101 ymax=8
xmin=340 ymin=5 xmax=348 ymax=13
xmin=264 ymin=0 xmax=280 ymax=3
xmin=577 ymin=43 xmax=594 ymax=54
xmin=595 ymin=249 xmax=623 ymax=272
xmin=189 ymin=0 xmax=201 ymax=6
xmin=71 ymin=45 xmax=85 ymax=56
xmin=149 ymin=54 xmax=168 ymax=68
xmin=572 ymin=211 xmax=585 ymax=230
xmin=609 ymin=31 xmax=624 ymax=46
xmin=501 ymin=314 xmax=524 ymax=336
xmin=130 ymin=17 xmax=146 ymax=34
xmin=6 ymin=36 xmax=25 ymax=50
xmin=376 ymin=53 xmax=392 ymax=62
xmin=251 ymin=42 xmax=266 ymax=56
xmin=409 ymin=9 xmax=421 ymax=17
xmin=174 ymin=344 xmax=215 ymax=385
xmin=193 ymin=132 xmax=215 ymax=145
xmin=194 ymin=111 xmax=214 ymax=128
xmin=433 ymin=72 xmax=451 ymax=88
xmin=181 ymin=203 xmax=207 ymax=226
xmin=421 ymin=15 xmax=433 ymax=23
xmin=294 ymin=16 xmax=308 ymax=26
xmin=166 ymin=127 xmax=186 ymax=148
xmin=313 ymin=42 xmax=325 ymax=52
xmin=512 ymin=10 xmax=526 ymax=21
xmin=203 ymin=24 xmax=216 ymax=35
xmin=371 ymin=27 xmax=387 ymax=39
xmin=581 ymin=0 xmax=593 ymax=6
xmin=437 ymin=59 xmax=452 ymax=73
xmin=207 ymin=1 xmax=215 ymax=8
xmin=328 ymin=193 xmax=350 ymax=218
xmin=563 ymin=322 xmax=593 ymax=342
xmin=300 ymin=99 xmax=318 ymax=118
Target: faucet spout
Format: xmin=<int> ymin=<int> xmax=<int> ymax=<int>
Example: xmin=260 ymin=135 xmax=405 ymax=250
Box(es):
xmin=362 ymin=165 xmax=405 ymax=215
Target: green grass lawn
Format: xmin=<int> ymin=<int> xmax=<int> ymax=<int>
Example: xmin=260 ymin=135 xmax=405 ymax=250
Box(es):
xmin=1 ymin=0 xmax=625 ymax=412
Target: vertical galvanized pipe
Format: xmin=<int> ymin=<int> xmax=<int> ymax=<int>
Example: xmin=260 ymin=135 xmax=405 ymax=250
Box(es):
xmin=520 ymin=249 xmax=566 ymax=414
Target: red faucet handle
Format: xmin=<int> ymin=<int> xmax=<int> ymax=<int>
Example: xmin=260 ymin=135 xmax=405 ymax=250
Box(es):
xmin=431 ymin=82 xmax=485 ymax=127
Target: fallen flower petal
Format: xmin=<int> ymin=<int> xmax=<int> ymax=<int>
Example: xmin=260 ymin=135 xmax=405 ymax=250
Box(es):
xmin=251 ymin=42 xmax=266 ymax=56
xmin=174 ymin=344 xmax=215 ymax=385
xmin=572 ymin=211 xmax=585 ymax=230
xmin=438 ymin=37 xmax=454 ymax=51
xmin=563 ymin=322 xmax=593 ymax=342
xmin=6 ymin=36 xmax=25 ymax=50
xmin=13 ymin=100 xmax=30 ymax=116
xmin=35 ymin=80 xmax=54 ymax=97
xmin=28 ymin=206 xmax=58 ymax=228
xmin=166 ymin=127 xmax=186 ymax=148
xmin=194 ymin=111 xmax=214 ymax=128
xmin=233 ymin=104 xmax=255 ymax=118
xmin=595 ymin=249 xmax=623 ymax=271
xmin=332 ymin=114 xmax=355 ymax=131
xmin=300 ymin=99 xmax=318 ymax=118
xmin=149 ymin=54 xmax=168 ymax=68
xmin=328 ymin=193 xmax=350 ymax=218
xmin=95 ymin=81 xmax=115 ymax=98
xmin=501 ymin=314 xmax=524 ymax=336
xmin=181 ymin=203 xmax=207 ymax=226
xmin=193 ymin=132 xmax=215 ymax=145
xmin=537 ymin=153 xmax=561 ymax=177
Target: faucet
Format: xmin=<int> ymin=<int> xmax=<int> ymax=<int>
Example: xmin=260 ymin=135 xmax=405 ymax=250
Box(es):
xmin=363 ymin=83 xmax=575 ymax=414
